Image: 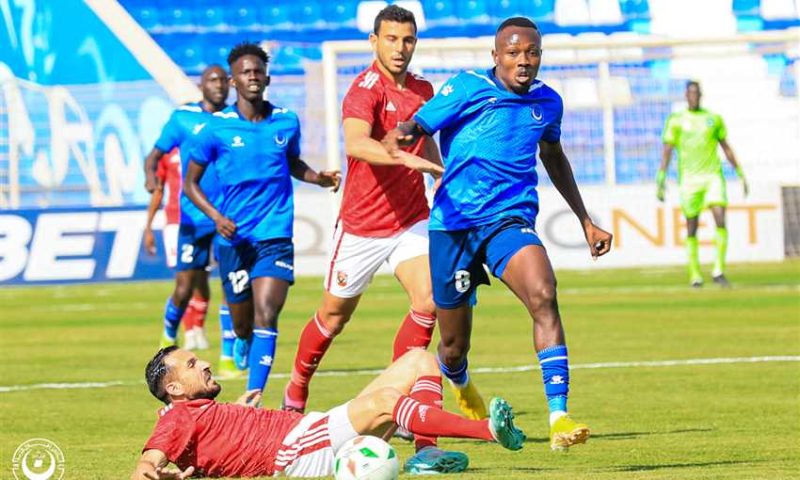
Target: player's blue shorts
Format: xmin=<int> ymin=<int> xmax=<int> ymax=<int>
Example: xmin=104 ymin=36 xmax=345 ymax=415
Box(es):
xmin=176 ymin=223 xmax=216 ymax=272
xmin=216 ymin=238 xmax=295 ymax=304
xmin=429 ymin=216 xmax=543 ymax=309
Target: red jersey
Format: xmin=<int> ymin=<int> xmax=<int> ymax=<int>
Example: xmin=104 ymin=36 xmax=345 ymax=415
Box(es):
xmin=156 ymin=148 xmax=181 ymax=225
xmin=143 ymin=399 xmax=303 ymax=478
xmin=340 ymin=62 xmax=434 ymax=237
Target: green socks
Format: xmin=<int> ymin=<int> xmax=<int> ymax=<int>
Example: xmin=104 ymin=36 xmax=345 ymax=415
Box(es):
xmin=713 ymin=227 xmax=728 ymax=277
xmin=686 ymin=236 xmax=702 ymax=283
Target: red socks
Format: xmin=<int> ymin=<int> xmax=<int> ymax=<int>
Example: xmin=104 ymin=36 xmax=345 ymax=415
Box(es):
xmin=182 ymin=295 xmax=209 ymax=329
xmin=392 ymin=310 xmax=436 ymax=361
xmin=286 ymin=314 xmax=334 ymax=405
xmin=392 ymin=392 xmax=493 ymax=442
xmin=409 ymin=376 xmax=443 ymax=450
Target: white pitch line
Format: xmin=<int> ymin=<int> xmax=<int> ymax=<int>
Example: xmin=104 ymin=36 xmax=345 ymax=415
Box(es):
xmin=1 ymin=355 xmax=798 ymax=394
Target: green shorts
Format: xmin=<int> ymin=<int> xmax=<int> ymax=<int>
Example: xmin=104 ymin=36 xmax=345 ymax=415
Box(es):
xmin=679 ymin=173 xmax=728 ymax=218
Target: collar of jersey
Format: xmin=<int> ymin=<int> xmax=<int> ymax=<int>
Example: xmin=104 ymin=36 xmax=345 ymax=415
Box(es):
xmin=228 ymin=101 xmax=274 ymax=121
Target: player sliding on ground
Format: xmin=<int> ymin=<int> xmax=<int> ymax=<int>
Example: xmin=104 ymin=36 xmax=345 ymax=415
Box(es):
xmin=658 ymin=80 xmax=747 ymax=288
xmin=131 ymin=347 xmax=525 ymax=479
xmin=382 ymin=17 xmax=613 ymax=451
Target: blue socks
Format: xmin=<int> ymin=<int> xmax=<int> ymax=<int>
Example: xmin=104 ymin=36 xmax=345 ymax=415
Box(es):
xmin=163 ymin=298 xmax=185 ymax=341
xmin=247 ymin=328 xmax=278 ymax=391
xmin=219 ymin=305 xmax=235 ymax=358
xmin=537 ymin=345 xmax=570 ymax=416
xmin=437 ymin=355 xmax=469 ymax=387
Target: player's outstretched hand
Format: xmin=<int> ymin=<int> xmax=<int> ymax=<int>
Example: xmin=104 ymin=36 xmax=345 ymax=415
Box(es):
xmin=214 ymin=216 xmax=237 ymax=240
xmin=144 ymin=465 xmax=195 ymax=479
xmin=381 ymin=127 xmax=416 ymax=155
xmin=317 ymin=170 xmax=342 ymax=193
xmin=143 ymin=228 xmax=157 ymax=255
xmin=584 ymin=222 xmax=612 ymax=259
xmin=236 ymin=389 xmax=263 ymax=407
xmin=394 ymin=150 xmax=444 ymax=176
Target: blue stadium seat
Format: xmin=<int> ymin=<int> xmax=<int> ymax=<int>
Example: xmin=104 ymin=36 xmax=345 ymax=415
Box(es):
xmin=131 ymin=7 xmax=161 ymax=31
xmin=618 ymin=0 xmax=651 ymax=20
xmin=733 ymin=0 xmax=761 ymax=15
xmin=222 ymin=6 xmax=262 ymax=31
xmin=421 ymin=0 xmax=457 ymax=26
xmin=262 ymin=4 xmax=293 ymax=30
xmin=323 ymin=2 xmax=358 ymax=29
xmin=196 ymin=7 xmax=225 ymax=29
xmin=164 ymin=7 xmax=195 ymax=30
xmin=292 ymin=3 xmax=325 ymax=29
xmin=489 ymin=0 xmax=555 ymax=23
xmin=462 ymin=0 xmax=491 ymax=24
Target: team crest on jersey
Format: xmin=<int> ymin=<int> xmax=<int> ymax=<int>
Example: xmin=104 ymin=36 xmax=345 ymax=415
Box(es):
xmin=232 ymin=136 xmax=245 ymax=147
xmin=531 ymin=105 xmax=543 ymax=122
xmin=193 ymin=122 xmax=206 ymax=135
xmin=336 ymin=271 xmax=348 ymax=287
xmin=274 ymin=134 xmax=287 ymax=146
xmin=441 ymin=84 xmax=454 ymax=96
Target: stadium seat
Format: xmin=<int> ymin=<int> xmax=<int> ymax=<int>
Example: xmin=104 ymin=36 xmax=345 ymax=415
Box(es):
xmin=196 ymin=7 xmax=225 ymax=30
xmin=589 ymin=0 xmax=623 ymax=25
xmin=618 ymin=0 xmax=651 ymax=20
xmin=292 ymin=3 xmax=326 ymax=30
xmin=733 ymin=0 xmax=761 ymax=16
xmin=555 ymin=0 xmax=591 ymax=26
xmin=760 ymin=0 xmax=798 ymax=19
xmin=323 ymin=1 xmax=358 ymax=29
xmin=132 ymin=7 xmax=162 ymax=31
xmin=222 ymin=6 xmax=261 ymax=31
xmin=461 ymin=0 xmax=491 ymax=24
xmin=263 ymin=4 xmax=293 ymax=30
xmin=164 ymin=7 xmax=195 ymax=31
xmin=421 ymin=0 xmax=457 ymax=26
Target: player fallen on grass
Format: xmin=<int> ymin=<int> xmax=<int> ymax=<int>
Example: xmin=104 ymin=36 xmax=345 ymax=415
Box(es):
xmin=657 ymin=80 xmax=747 ymax=288
xmin=131 ymin=347 xmax=525 ymax=479
xmin=144 ymin=65 xmax=234 ymax=369
xmin=281 ymin=5 xmax=482 ymax=474
xmin=184 ymin=42 xmax=340 ymax=399
xmin=382 ymin=17 xmax=613 ymax=451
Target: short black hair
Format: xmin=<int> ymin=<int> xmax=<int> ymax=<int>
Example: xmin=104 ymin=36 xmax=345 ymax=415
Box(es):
xmin=227 ymin=41 xmax=269 ymax=68
xmin=496 ymin=16 xmax=540 ymax=35
xmin=373 ymin=5 xmax=416 ymax=35
xmin=146 ymin=346 xmax=178 ymax=404
xmin=686 ymin=80 xmax=701 ymax=90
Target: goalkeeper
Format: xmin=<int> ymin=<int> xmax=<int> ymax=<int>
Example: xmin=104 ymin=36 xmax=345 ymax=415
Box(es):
xmin=657 ymin=80 xmax=748 ymax=287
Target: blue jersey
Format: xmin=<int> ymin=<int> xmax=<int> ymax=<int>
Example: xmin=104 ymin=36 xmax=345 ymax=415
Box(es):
xmin=189 ymin=103 xmax=300 ymax=246
xmin=414 ymin=69 xmax=563 ymax=231
xmin=154 ymin=102 xmax=221 ymax=232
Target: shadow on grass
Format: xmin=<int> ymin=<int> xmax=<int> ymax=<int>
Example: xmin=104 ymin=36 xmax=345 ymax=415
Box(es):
xmin=614 ymin=459 xmax=761 ymax=472
xmin=591 ymin=427 xmax=714 ymax=441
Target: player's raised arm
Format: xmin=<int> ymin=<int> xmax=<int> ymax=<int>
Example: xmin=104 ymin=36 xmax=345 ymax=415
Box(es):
xmin=539 ymin=139 xmax=612 ymax=258
xmin=288 ymin=156 xmax=341 ymax=192
xmin=184 ymin=160 xmax=236 ymax=240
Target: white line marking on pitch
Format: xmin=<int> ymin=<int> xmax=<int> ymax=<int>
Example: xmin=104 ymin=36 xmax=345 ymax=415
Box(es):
xmin=1 ymin=356 xmax=797 ymax=393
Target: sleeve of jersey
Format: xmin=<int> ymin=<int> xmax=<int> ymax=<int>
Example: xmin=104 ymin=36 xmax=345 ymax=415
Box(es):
xmin=187 ymin=127 xmax=215 ymax=167
xmin=662 ymin=114 xmax=679 ymax=145
xmin=413 ymin=76 xmax=467 ymax=135
xmin=541 ymin=91 xmax=563 ymax=143
xmin=154 ymin=113 xmax=180 ymax=152
xmin=715 ymin=114 xmax=727 ymax=140
xmin=156 ymin=155 xmax=167 ymax=182
xmin=341 ymin=82 xmax=378 ymax=125
xmin=142 ymin=413 xmax=193 ymax=461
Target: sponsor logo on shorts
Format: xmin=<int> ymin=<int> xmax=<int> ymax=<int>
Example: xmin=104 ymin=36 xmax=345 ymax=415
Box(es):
xmin=275 ymin=260 xmax=294 ymax=271
xmin=336 ymin=271 xmax=348 ymax=287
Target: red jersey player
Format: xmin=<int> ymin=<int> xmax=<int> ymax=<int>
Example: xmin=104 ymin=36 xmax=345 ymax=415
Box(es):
xmin=131 ymin=347 xmax=525 ymax=479
xmin=281 ymin=5 xmax=485 ymax=475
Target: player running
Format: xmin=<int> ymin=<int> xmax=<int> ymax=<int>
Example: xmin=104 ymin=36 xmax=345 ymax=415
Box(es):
xmin=143 ymin=65 xmax=235 ymax=373
xmin=131 ymin=347 xmax=525 ymax=479
xmin=382 ymin=17 xmax=613 ymax=451
xmin=184 ymin=42 xmax=340 ymax=398
xmin=658 ymin=80 xmax=747 ymax=287
xmin=281 ymin=6 xmax=481 ymax=472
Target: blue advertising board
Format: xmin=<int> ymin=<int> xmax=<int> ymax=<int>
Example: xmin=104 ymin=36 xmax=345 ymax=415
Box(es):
xmin=0 ymin=206 xmax=176 ymax=285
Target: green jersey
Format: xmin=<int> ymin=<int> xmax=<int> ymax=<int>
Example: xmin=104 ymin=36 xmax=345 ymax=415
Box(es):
xmin=662 ymin=108 xmax=727 ymax=180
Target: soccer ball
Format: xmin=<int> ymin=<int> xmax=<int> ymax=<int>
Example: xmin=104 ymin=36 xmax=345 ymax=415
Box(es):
xmin=333 ymin=435 xmax=399 ymax=480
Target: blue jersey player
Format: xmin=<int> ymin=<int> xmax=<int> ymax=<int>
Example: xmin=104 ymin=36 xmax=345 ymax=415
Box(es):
xmin=383 ymin=17 xmax=613 ymax=451
xmin=185 ymin=42 xmax=341 ymax=396
xmin=142 ymin=65 xmax=237 ymax=375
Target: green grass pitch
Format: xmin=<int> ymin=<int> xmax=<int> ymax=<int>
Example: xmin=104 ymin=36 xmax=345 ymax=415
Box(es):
xmin=1 ymin=260 xmax=798 ymax=479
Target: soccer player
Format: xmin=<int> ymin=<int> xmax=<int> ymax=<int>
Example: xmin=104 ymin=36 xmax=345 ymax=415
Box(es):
xmin=143 ymin=65 xmax=232 ymax=369
xmin=131 ymin=347 xmax=525 ymax=479
xmin=184 ymin=42 xmax=340 ymax=396
xmin=658 ymin=80 xmax=747 ymax=287
xmin=281 ymin=6 xmax=482 ymax=472
xmin=143 ymin=148 xmax=181 ymax=270
xmin=382 ymin=17 xmax=613 ymax=451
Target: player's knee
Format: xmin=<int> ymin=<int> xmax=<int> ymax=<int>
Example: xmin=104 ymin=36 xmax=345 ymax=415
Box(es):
xmin=368 ymin=387 xmax=402 ymax=415
xmin=318 ymin=309 xmax=351 ymax=335
xmin=438 ymin=343 xmax=468 ymax=367
xmin=173 ymin=280 xmax=193 ymax=305
xmin=254 ymin=307 xmax=279 ymax=329
xmin=526 ymin=284 xmax=558 ymax=314
xmin=411 ymin=296 xmax=436 ymax=317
